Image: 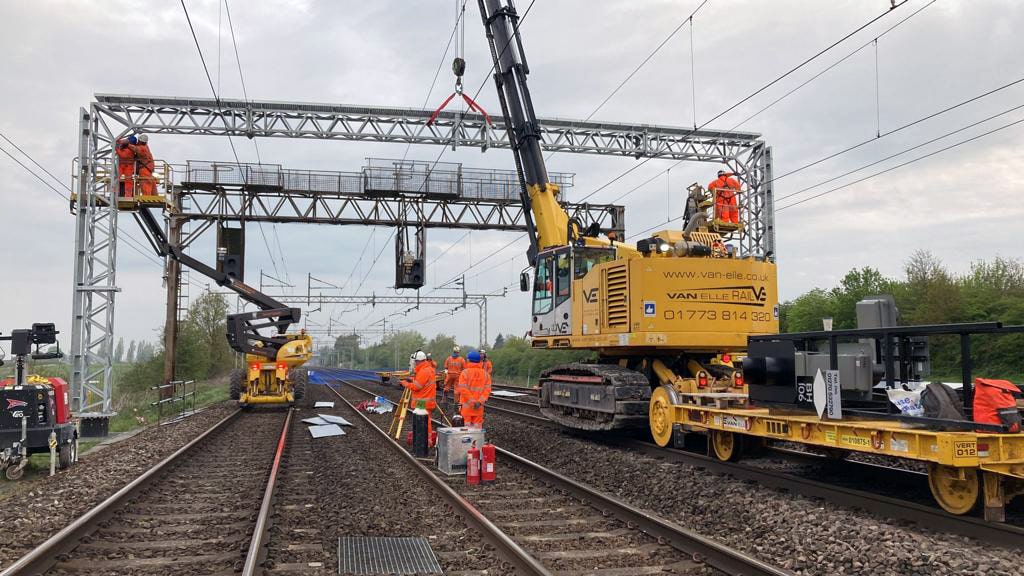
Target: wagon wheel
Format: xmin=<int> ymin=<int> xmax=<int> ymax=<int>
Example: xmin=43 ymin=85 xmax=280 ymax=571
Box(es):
xmin=710 ymin=429 xmax=740 ymax=462
xmin=927 ymin=463 xmax=979 ymax=515
xmin=648 ymin=387 xmax=675 ymax=448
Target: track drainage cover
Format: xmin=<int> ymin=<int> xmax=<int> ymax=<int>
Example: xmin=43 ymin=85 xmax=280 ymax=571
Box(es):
xmin=338 ymin=536 xmax=443 ymax=574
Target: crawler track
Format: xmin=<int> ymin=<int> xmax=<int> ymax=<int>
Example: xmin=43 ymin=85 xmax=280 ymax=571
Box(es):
xmin=332 ymin=378 xmax=788 ymax=576
xmin=1 ymin=409 xmax=291 ymax=576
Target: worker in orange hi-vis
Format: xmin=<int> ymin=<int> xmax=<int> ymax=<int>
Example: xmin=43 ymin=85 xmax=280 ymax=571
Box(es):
xmin=456 ymin=350 xmax=492 ymax=428
xmin=708 ymin=169 xmax=741 ymax=224
xmin=133 ymin=134 xmax=157 ymax=196
xmin=480 ymin=349 xmax=493 ymax=377
xmin=114 ymin=135 xmax=137 ymax=198
xmin=443 ymin=346 xmax=465 ymax=405
xmin=403 ymin=351 xmax=437 ymax=435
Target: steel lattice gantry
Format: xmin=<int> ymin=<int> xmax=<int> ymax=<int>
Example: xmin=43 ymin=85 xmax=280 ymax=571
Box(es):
xmin=70 ymin=93 xmax=774 ymax=429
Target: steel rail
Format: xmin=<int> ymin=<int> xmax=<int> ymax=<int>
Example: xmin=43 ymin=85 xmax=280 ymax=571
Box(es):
xmin=340 ymin=375 xmax=1024 ymax=549
xmin=622 ymin=440 xmax=1024 ymax=550
xmin=0 ymin=409 xmax=244 ymax=576
xmin=242 ymin=409 xmax=294 ymax=576
xmin=336 ymin=378 xmax=790 ymax=576
xmin=495 ymin=446 xmax=791 ymax=576
xmin=321 ymin=383 xmax=554 ymax=576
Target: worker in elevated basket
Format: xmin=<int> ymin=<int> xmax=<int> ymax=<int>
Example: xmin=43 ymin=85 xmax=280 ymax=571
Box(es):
xmin=114 ymin=134 xmax=137 ymax=198
xmin=134 ymin=134 xmax=157 ymax=196
xmin=456 ymin=350 xmax=491 ymax=428
xmin=443 ymin=346 xmax=465 ymax=405
xmin=403 ymin=351 xmax=437 ymax=435
xmin=708 ymin=169 xmax=740 ymax=224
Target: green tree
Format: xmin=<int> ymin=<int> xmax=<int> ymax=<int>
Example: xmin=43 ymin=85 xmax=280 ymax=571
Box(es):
xmin=126 ymin=340 xmax=136 ymax=364
xmin=114 ymin=337 xmax=125 ymax=363
xmin=493 ymin=333 xmax=506 ymax=349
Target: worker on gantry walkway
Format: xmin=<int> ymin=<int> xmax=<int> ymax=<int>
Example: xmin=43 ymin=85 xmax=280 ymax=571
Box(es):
xmin=708 ymin=169 xmax=740 ymax=224
xmin=443 ymin=346 xmax=465 ymax=405
xmin=403 ymin=351 xmax=437 ymax=435
xmin=457 ymin=350 xmax=491 ymax=428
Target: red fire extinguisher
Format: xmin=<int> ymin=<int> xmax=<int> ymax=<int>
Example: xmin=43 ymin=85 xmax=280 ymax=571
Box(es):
xmin=466 ymin=442 xmax=481 ymax=485
xmin=481 ymin=442 xmax=496 ymax=483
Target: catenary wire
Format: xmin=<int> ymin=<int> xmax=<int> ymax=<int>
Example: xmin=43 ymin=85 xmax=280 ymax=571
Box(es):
xmin=575 ymin=0 xmax=913 ymax=205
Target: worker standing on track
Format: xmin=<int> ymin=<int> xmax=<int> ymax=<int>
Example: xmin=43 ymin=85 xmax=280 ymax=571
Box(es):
xmin=134 ymin=134 xmax=156 ymax=196
xmin=114 ymin=135 xmax=137 ymax=198
xmin=403 ymin=351 xmax=437 ymax=435
xmin=456 ymin=350 xmax=492 ymax=428
xmin=443 ymin=346 xmax=465 ymax=405
xmin=480 ymin=349 xmax=493 ymax=377
xmin=708 ymin=169 xmax=740 ymax=224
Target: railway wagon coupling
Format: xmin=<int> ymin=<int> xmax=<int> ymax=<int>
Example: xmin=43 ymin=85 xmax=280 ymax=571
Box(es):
xmin=648 ymin=300 xmax=1024 ymax=522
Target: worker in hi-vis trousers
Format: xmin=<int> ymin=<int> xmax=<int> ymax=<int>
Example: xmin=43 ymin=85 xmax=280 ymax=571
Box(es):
xmin=403 ymin=351 xmax=437 ymax=435
xmin=115 ymin=135 xmax=137 ymax=198
xmin=134 ymin=134 xmax=156 ymax=196
xmin=708 ymin=169 xmax=740 ymax=224
xmin=443 ymin=346 xmax=465 ymax=405
xmin=456 ymin=350 xmax=491 ymax=428
xmin=480 ymin=349 xmax=493 ymax=377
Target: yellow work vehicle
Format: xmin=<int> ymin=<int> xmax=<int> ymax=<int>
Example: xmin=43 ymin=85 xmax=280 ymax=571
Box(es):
xmin=477 ymin=0 xmax=777 ymax=431
xmin=230 ymin=333 xmax=312 ymax=405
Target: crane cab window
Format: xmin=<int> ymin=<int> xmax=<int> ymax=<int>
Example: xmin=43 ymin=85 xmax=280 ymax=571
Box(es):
xmin=555 ymin=252 xmax=571 ymax=306
xmin=574 ymin=247 xmax=615 ymax=279
xmin=533 ymin=255 xmax=554 ymax=315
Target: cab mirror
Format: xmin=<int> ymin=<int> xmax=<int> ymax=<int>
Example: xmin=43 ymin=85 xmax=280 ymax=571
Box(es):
xmin=520 ymin=271 xmax=530 ymax=292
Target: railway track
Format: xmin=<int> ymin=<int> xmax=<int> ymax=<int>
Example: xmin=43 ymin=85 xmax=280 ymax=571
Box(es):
xmin=1 ymin=409 xmax=292 ymax=576
xmin=342 ymin=374 xmax=1024 ymax=550
xmin=330 ymin=377 xmax=789 ymax=576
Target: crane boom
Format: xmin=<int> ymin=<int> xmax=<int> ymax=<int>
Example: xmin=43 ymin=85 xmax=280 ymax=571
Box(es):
xmin=477 ymin=0 xmax=573 ymax=257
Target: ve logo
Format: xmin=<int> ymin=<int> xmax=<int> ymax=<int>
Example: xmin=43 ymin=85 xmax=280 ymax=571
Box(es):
xmin=583 ymin=288 xmax=599 ymax=303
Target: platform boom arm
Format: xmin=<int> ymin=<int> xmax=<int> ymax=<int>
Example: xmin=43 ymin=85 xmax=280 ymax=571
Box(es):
xmin=135 ymin=207 xmax=300 ymax=359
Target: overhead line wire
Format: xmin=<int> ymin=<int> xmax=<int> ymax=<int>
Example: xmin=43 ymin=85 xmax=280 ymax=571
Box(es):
xmin=0 ymin=137 xmax=209 ymax=291
xmin=576 ymin=0 xmax=913 ymax=205
xmin=180 ymin=0 xmax=281 ymax=281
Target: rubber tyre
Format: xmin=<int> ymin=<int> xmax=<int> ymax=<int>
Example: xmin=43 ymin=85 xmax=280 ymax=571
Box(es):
xmin=58 ymin=442 xmax=74 ymax=470
xmin=229 ymin=368 xmax=244 ymax=401
xmin=292 ymin=368 xmax=308 ymax=402
xmin=5 ymin=465 xmax=24 ymax=481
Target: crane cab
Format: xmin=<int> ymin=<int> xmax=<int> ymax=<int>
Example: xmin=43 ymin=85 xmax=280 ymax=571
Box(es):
xmin=530 ymin=245 xmax=615 ymax=338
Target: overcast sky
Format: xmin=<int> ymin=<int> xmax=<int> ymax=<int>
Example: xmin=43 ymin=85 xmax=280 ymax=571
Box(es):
xmin=1 ymin=0 xmax=1022 ymax=358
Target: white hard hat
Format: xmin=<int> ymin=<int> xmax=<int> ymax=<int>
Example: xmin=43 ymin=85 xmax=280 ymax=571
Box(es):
xmin=137 ymin=133 xmax=149 ymax=143
xmin=414 ymin=351 xmax=427 ymax=362
xmin=480 ymin=349 xmax=486 ymax=354
xmin=453 ymin=345 xmax=460 ymax=353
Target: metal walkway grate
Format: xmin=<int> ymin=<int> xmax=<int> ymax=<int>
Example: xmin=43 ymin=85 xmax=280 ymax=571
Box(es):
xmin=338 ymin=536 xmax=443 ymax=575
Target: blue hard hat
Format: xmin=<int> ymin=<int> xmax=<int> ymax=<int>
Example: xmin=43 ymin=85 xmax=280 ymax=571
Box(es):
xmin=468 ymin=350 xmax=481 ymax=363
xmin=128 ymin=134 xmax=138 ymax=145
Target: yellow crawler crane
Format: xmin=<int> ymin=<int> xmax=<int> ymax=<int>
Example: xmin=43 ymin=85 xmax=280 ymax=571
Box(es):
xmin=477 ymin=0 xmax=777 ymax=431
